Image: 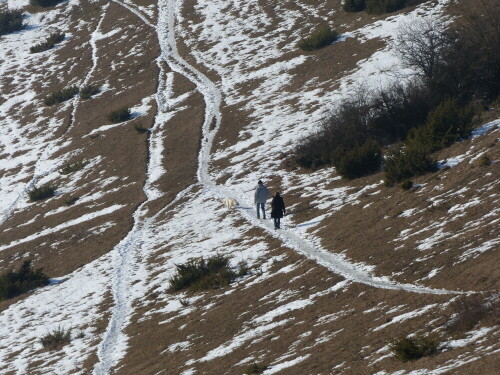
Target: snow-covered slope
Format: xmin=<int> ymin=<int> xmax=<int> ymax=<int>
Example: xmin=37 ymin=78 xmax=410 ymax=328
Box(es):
xmin=0 ymin=0 xmax=498 ymax=374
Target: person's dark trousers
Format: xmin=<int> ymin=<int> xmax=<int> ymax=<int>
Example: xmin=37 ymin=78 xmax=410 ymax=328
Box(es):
xmin=273 ymin=218 xmax=280 ymax=229
xmin=256 ymin=203 xmax=266 ymax=219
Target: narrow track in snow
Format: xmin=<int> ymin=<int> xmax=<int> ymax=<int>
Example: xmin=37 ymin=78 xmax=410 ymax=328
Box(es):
xmin=156 ymin=0 xmax=462 ymax=295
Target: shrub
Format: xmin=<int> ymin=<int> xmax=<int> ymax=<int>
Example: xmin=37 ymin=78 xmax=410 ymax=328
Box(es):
xmin=79 ymin=84 xmax=100 ymax=100
xmin=400 ymin=179 xmax=413 ymax=190
xmin=169 ymin=255 xmax=245 ymax=292
xmin=30 ymin=0 xmax=65 ymax=7
xmin=343 ymin=0 xmax=365 ymax=12
xmin=366 ymin=0 xmax=405 ymax=14
xmin=237 ymin=261 xmax=250 ymax=277
xmin=335 ymin=140 xmax=382 ymax=179
xmin=65 ymin=196 xmax=79 ymax=205
xmin=421 ymin=99 xmax=475 ymax=151
xmin=0 ymin=260 xmax=49 ymax=301
xmin=298 ymin=26 xmax=339 ymax=51
xmin=294 ymin=99 xmax=371 ymax=170
xmin=369 ymin=82 xmax=435 ymax=143
xmin=0 ymin=10 xmax=23 ymax=36
xmin=28 ymin=183 xmax=57 ymax=201
xmin=477 ymin=154 xmax=491 ymax=167
xmin=134 ymin=123 xmax=148 ymax=134
xmin=384 ymin=147 xmax=436 ymax=186
xmin=245 ymin=362 xmax=269 ymax=374
xmin=446 ymin=295 xmax=499 ymax=335
xmin=40 ymin=327 xmax=71 ymax=350
xmin=44 ymin=86 xmax=79 ymax=106
xmin=389 ymin=335 xmax=440 ymax=362
xmin=59 ymin=159 xmax=88 ymax=174
xmin=30 ymin=31 xmax=65 ymax=53
xmin=397 ymin=3 xmax=500 ymax=103
xmin=107 ymin=107 xmax=131 ymax=123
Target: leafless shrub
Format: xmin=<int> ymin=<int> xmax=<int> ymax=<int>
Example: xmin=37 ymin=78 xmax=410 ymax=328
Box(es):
xmin=446 ymin=294 xmax=500 ymax=335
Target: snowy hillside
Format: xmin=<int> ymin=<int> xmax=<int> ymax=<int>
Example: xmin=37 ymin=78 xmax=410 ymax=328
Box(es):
xmin=0 ymin=0 xmax=498 ymax=374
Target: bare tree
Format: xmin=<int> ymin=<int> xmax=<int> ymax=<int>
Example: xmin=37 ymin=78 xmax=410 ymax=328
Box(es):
xmin=395 ymin=17 xmax=455 ymax=81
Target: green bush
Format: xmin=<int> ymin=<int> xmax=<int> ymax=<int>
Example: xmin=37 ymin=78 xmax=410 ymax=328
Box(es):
xmin=169 ymin=255 xmax=246 ymax=292
xmin=65 ymin=196 xmax=79 ymax=205
xmin=384 ymin=147 xmax=436 ymax=186
xmin=335 ymin=140 xmax=382 ymax=179
xmin=0 ymin=260 xmax=49 ymax=301
xmin=477 ymin=154 xmax=491 ymax=167
xmin=30 ymin=31 xmax=65 ymax=53
xmin=107 ymin=107 xmax=131 ymax=123
xmin=40 ymin=327 xmax=71 ymax=350
xmin=245 ymin=362 xmax=269 ymax=374
xmin=80 ymin=84 xmax=100 ymax=100
xmin=134 ymin=123 xmax=148 ymax=134
xmin=298 ymin=26 xmax=339 ymax=51
xmin=421 ymin=99 xmax=475 ymax=151
xmin=28 ymin=183 xmax=57 ymax=201
xmin=59 ymin=159 xmax=88 ymax=174
xmin=343 ymin=0 xmax=365 ymax=12
xmin=0 ymin=10 xmax=23 ymax=36
xmin=400 ymin=179 xmax=413 ymax=190
xmin=366 ymin=0 xmax=405 ymax=14
xmin=389 ymin=335 xmax=439 ymax=362
xmin=44 ymin=86 xmax=79 ymax=106
xmin=30 ymin=0 xmax=65 ymax=7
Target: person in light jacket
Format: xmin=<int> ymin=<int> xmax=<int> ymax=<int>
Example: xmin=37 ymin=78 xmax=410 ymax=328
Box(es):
xmin=254 ymin=180 xmax=269 ymax=219
xmin=271 ymin=192 xmax=286 ymax=229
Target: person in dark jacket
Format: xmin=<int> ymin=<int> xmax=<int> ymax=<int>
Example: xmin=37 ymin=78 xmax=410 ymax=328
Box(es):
xmin=254 ymin=180 xmax=269 ymax=219
xmin=271 ymin=192 xmax=286 ymax=229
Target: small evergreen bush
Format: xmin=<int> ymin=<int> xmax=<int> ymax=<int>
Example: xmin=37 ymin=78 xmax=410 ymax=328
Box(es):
xmin=343 ymin=0 xmax=365 ymax=12
xmin=237 ymin=261 xmax=250 ymax=277
xmin=169 ymin=255 xmax=245 ymax=292
xmin=107 ymin=107 xmax=131 ymax=123
xmin=384 ymin=147 xmax=436 ymax=186
xmin=80 ymin=84 xmax=100 ymax=100
xmin=0 ymin=10 xmax=24 ymax=36
xmin=400 ymin=179 xmax=413 ymax=190
xmin=28 ymin=183 xmax=57 ymax=201
xmin=134 ymin=123 xmax=148 ymax=134
xmin=245 ymin=362 xmax=269 ymax=374
xmin=65 ymin=196 xmax=79 ymax=205
xmin=30 ymin=0 xmax=65 ymax=7
xmin=30 ymin=31 xmax=65 ymax=53
xmin=44 ymin=86 xmax=79 ymax=106
xmin=365 ymin=0 xmax=405 ymax=14
xmin=335 ymin=140 xmax=382 ymax=179
xmin=389 ymin=335 xmax=439 ymax=362
xmin=419 ymin=99 xmax=475 ymax=152
xmin=59 ymin=159 xmax=88 ymax=174
xmin=40 ymin=327 xmax=71 ymax=350
xmin=477 ymin=154 xmax=491 ymax=167
xmin=0 ymin=260 xmax=49 ymax=301
xmin=298 ymin=26 xmax=339 ymax=51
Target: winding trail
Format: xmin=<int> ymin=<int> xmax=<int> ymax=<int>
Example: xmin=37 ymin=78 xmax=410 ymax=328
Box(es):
xmin=156 ymin=0 xmax=460 ymax=295
xmin=92 ymin=0 xmax=466 ymax=373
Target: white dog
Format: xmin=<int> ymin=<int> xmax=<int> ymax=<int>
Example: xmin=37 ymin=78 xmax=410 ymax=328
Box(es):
xmin=223 ymin=198 xmax=238 ymax=209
